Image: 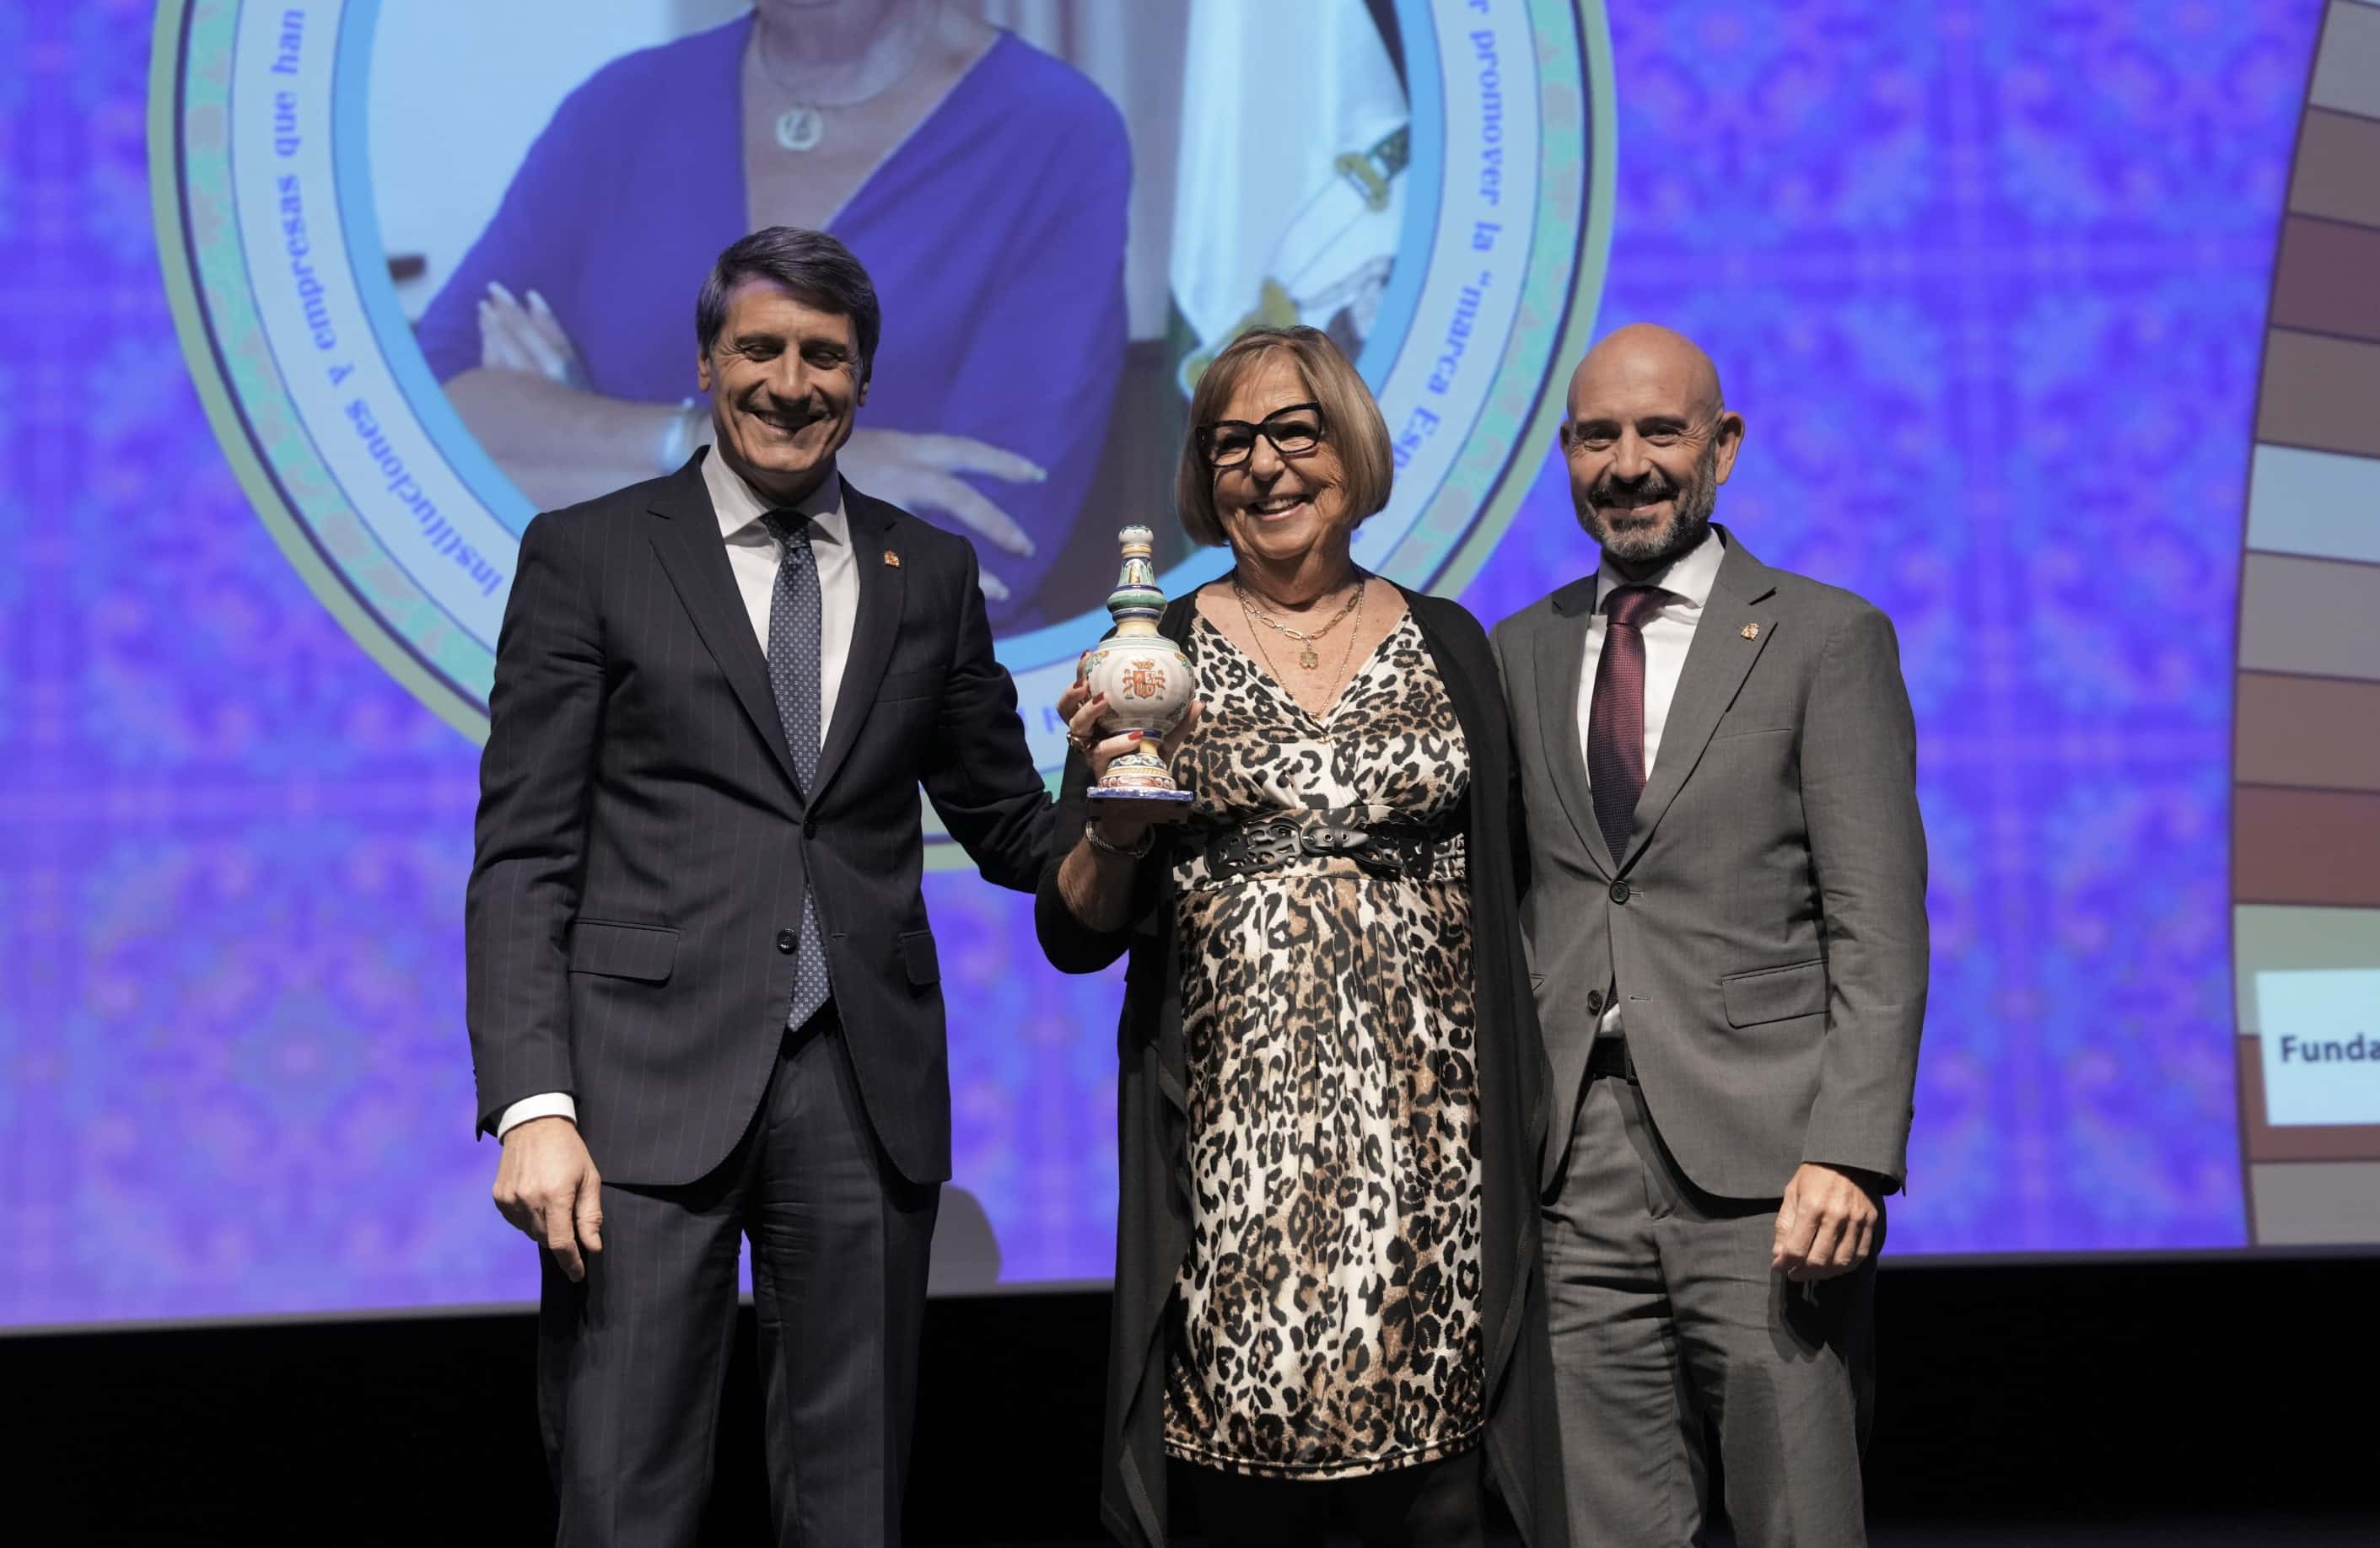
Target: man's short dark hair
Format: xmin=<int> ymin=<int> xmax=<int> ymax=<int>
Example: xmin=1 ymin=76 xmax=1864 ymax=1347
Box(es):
xmin=695 ymin=227 xmax=880 ymax=379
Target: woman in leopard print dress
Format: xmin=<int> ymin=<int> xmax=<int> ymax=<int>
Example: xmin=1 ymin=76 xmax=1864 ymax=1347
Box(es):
xmin=1039 ymin=328 xmax=1564 ymax=1548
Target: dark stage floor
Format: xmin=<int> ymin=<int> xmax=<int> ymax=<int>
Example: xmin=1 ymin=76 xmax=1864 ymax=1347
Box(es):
xmin=1872 ymin=1522 xmax=2377 ymax=1547
xmin=943 ymin=1526 xmax=2376 ymax=1548
xmin=6 ymin=1255 xmax=2372 ymax=1545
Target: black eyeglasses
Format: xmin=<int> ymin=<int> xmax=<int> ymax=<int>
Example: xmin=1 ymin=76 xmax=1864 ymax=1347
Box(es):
xmin=1198 ymin=401 xmax=1327 ymax=469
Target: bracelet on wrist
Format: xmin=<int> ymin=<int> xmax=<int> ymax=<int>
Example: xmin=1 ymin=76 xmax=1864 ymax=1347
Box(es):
xmin=1082 ymin=820 xmax=1154 ymax=860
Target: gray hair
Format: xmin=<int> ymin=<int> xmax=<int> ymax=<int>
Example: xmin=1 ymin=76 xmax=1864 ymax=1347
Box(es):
xmin=694 ymin=227 xmax=881 ymax=379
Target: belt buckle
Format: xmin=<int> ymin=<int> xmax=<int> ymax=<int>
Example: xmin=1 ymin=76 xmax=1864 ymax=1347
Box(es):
xmin=1304 ymin=822 xmax=1408 ymax=879
xmin=1242 ymin=821 xmax=1300 ymax=868
xmin=1299 ymin=822 xmax=1370 ymax=858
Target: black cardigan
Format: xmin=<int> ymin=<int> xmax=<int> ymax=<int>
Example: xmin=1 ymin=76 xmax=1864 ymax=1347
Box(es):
xmin=1034 ymin=586 xmax=1568 ymax=1548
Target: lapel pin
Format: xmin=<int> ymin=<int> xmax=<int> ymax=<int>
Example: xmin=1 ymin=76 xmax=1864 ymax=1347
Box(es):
xmin=1740 ymin=623 xmax=1760 ymax=640
xmin=883 ymin=550 xmax=902 ymax=567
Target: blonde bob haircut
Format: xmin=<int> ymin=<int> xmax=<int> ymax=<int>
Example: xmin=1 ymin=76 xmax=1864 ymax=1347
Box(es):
xmin=1175 ymin=325 xmax=1395 ymax=549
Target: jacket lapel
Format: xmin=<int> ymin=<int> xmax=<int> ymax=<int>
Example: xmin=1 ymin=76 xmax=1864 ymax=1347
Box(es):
xmin=1532 ymin=576 xmax=1616 ymax=878
xmin=810 ymin=481 xmax=905 ymax=803
xmin=646 ymin=457 xmax=802 ymax=798
xmin=1620 ymin=529 xmax=1777 ymax=869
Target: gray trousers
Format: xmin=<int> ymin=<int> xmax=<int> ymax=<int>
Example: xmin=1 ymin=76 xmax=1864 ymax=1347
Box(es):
xmin=537 ymin=1012 xmax=940 ymax=1547
xmin=1543 ymin=1070 xmax=1875 ymax=1547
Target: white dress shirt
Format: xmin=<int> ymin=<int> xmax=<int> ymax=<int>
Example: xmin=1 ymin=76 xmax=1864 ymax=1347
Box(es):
xmin=496 ymin=451 xmax=864 ymax=1140
xmin=705 ymin=446 xmax=860 ymax=737
xmin=1576 ymin=524 xmax=1726 ymax=1036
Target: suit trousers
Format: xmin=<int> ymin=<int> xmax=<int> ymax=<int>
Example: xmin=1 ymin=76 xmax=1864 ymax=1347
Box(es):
xmin=1543 ymin=1069 xmax=1875 ymax=1547
xmin=537 ymin=1008 xmax=940 ymax=1547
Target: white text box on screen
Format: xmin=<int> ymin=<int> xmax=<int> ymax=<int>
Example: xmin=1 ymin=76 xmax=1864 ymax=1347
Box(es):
xmin=2255 ymin=969 xmax=2380 ymax=1126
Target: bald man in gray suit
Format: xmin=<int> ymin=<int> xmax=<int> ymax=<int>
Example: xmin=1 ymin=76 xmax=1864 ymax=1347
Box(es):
xmin=1494 ymin=325 xmax=1927 ymax=1546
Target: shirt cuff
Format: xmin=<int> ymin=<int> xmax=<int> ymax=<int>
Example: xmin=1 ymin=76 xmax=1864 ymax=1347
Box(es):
xmin=496 ymin=1093 xmax=578 ymax=1138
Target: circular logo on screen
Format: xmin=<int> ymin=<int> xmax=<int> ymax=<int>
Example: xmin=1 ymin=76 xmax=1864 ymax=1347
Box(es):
xmin=152 ymin=0 xmax=1613 ymax=845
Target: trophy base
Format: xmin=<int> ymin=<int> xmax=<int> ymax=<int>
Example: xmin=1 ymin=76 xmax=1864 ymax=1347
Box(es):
xmin=1087 ymin=786 xmax=1195 ymax=809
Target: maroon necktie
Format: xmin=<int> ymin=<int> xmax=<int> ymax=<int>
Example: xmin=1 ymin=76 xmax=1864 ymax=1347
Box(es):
xmin=1586 ymin=585 xmax=1672 ymax=865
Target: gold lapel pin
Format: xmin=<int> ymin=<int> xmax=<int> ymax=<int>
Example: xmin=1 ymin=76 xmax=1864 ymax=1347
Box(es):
xmin=883 ymin=550 xmax=902 ymax=567
xmin=1740 ymin=623 xmax=1760 ymax=640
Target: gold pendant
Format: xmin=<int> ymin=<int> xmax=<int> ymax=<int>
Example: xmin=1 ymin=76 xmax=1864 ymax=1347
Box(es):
xmin=1299 ymin=646 xmax=1320 ymax=670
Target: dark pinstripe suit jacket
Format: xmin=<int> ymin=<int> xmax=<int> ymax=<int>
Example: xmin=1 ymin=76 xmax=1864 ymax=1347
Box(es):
xmin=465 ymin=449 xmax=1052 ymax=1188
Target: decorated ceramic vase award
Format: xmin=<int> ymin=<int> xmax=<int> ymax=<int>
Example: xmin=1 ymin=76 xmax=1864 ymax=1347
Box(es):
xmin=1082 ymin=525 xmax=1196 ymax=809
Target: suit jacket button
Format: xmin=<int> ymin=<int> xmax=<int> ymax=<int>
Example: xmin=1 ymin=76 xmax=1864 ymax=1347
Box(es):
xmin=775 ymin=929 xmax=797 ymax=954
xmin=1609 ymin=879 xmax=1631 ymax=905
xmin=803 ymin=820 xmax=818 ymax=839
xmin=1587 ymin=989 xmax=1605 ymax=1013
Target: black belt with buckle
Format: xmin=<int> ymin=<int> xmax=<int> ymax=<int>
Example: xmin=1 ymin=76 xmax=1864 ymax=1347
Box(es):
xmin=1201 ymin=815 xmax=1456 ymax=882
xmin=1586 ymin=1036 xmax=1636 ymax=1083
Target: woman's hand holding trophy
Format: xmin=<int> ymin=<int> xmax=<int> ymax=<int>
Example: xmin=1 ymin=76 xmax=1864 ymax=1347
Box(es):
xmin=1060 ymin=526 xmax=1203 ymax=857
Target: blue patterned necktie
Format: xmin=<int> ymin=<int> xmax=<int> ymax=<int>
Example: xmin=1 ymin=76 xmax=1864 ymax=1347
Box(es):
xmin=762 ymin=509 xmax=832 ymax=1029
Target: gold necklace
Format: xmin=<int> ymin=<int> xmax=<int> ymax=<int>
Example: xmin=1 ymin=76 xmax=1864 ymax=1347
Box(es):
xmin=1236 ymin=583 xmax=1370 ymax=724
xmin=1233 ymin=573 xmax=1365 ymax=670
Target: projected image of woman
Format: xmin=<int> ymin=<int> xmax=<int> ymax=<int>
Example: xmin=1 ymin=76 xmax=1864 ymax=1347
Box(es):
xmin=1037 ymin=328 xmax=1565 ymax=1548
xmin=412 ymin=0 xmax=1128 ymax=621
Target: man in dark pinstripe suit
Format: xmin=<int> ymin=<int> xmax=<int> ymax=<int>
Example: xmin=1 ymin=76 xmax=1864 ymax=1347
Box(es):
xmin=466 ymin=228 xmax=1053 ymax=1545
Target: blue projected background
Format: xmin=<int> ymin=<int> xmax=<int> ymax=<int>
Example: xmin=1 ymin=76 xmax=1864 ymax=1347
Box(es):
xmin=0 ymin=0 xmax=2346 ymax=1326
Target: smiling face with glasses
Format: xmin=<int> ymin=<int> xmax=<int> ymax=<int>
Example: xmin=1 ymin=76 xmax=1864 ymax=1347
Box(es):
xmin=1198 ymin=400 xmax=1326 ymax=468
xmin=1198 ymin=354 xmax=1352 ymax=573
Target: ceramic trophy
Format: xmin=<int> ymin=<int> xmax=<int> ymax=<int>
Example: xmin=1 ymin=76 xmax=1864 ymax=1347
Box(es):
xmin=1081 ymin=525 xmax=1196 ymax=809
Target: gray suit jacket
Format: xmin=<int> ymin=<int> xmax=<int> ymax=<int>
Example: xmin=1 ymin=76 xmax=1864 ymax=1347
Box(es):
xmin=1493 ymin=528 xmax=1927 ymax=1199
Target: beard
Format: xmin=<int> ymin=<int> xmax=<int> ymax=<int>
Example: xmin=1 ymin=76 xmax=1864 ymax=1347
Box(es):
xmin=1575 ymin=437 xmax=1720 ymax=569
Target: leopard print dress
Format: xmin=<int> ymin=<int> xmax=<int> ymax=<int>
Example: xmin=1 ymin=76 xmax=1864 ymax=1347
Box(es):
xmin=1160 ymin=607 xmax=1485 ymax=1481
